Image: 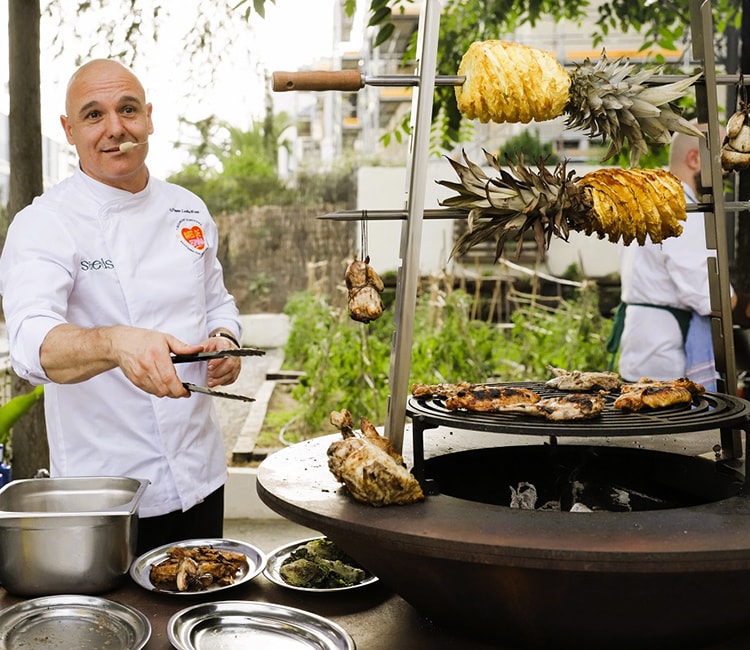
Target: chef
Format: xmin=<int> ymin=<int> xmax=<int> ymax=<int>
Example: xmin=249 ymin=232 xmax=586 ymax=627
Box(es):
xmin=0 ymin=58 xmax=242 ymax=554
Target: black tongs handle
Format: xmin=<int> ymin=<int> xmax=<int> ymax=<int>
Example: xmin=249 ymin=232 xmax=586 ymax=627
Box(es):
xmin=172 ymin=348 xmax=266 ymax=363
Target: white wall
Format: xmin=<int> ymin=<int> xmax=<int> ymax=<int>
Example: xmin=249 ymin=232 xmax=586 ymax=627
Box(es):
xmin=356 ymin=160 xmax=457 ymax=276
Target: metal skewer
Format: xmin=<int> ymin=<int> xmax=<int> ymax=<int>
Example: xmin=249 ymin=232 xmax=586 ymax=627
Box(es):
xmin=318 ymin=201 xmax=750 ymax=222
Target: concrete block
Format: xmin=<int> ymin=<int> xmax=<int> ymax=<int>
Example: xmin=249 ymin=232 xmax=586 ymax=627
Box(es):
xmin=239 ymin=313 xmax=291 ymax=349
xmin=225 ymin=466 xmax=282 ymax=519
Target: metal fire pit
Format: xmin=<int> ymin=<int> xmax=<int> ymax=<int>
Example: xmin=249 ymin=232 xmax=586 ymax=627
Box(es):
xmin=257 ymin=390 xmax=750 ymax=649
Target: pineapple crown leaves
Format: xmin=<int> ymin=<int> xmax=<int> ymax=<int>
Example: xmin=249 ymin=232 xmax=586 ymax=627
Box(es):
xmin=564 ymin=52 xmax=703 ymax=166
xmin=438 ymin=149 xmax=580 ymax=262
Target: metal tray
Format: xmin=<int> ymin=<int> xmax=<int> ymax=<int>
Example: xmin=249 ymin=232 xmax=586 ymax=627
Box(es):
xmin=129 ymin=537 xmax=265 ymax=595
xmin=168 ymin=600 xmax=356 ymax=649
xmin=263 ymin=536 xmax=378 ymax=592
xmin=0 ymin=594 xmax=150 ymax=649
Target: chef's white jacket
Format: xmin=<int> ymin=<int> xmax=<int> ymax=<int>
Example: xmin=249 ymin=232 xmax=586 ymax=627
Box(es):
xmin=618 ymin=183 xmax=716 ymax=384
xmin=0 ymin=167 xmax=241 ymax=517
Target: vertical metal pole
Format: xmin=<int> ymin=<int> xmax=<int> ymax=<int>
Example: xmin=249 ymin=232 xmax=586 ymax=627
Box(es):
xmin=690 ymin=0 xmax=742 ymax=458
xmin=384 ymin=0 xmax=441 ymax=451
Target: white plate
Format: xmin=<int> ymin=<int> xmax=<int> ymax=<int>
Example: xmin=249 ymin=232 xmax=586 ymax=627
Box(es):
xmin=169 ymin=600 xmax=356 ymax=650
xmin=129 ymin=537 xmax=265 ymax=595
xmin=0 ymin=594 xmax=150 ymax=650
xmin=263 ymin=536 xmax=378 ymax=592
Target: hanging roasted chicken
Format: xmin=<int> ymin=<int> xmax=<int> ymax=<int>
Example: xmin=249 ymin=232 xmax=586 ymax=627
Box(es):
xmin=721 ymin=102 xmax=750 ymax=171
xmin=345 ymin=257 xmax=385 ymax=323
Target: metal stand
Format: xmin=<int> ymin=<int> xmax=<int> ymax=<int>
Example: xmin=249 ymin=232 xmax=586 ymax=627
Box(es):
xmin=382 ymin=0 xmax=441 ymax=450
xmin=690 ymin=0 xmax=743 ymax=458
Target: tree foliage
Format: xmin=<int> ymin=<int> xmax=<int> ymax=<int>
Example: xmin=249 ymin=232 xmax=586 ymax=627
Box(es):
xmin=366 ymin=0 xmax=741 ymax=152
xmin=496 ymin=129 xmax=559 ymax=165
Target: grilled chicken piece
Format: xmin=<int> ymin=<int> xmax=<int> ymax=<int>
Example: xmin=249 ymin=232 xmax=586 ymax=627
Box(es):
xmin=613 ymin=377 xmax=702 ymax=411
xmin=327 ymin=409 xmax=424 ymax=506
xmin=489 ymin=393 xmax=605 ymax=421
xmin=545 ymin=365 xmax=622 ymax=391
xmin=614 ymin=377 xmax=704 ymax=412
xmin=411 ymin=381 xmax=475 ymax=398
xmin=445 ymin=386 xmax=541 ymax=411
xmin=345 ymin=257 xmax=385 ymax=323
xmin=619 ymin=377 xmax=705 ymax=398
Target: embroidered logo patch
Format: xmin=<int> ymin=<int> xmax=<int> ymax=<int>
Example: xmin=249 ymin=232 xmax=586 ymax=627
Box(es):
xmin=181 ymin=225 xmax=205 ymax=250
xmin=175 ymin=217 xmax=207 ymax=255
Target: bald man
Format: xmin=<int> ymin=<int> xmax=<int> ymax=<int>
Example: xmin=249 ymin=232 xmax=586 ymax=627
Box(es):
xmin=0 ymin=59 xmax=242 ymax=553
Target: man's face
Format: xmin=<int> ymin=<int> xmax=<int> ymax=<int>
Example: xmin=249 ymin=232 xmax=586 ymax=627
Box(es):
xmin=60 ymin=60 xmax=153 ymax=193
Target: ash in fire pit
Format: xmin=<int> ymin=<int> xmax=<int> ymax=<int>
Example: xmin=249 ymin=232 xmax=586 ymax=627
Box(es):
xmin=424 ymin=444 xmax=744 ymax=512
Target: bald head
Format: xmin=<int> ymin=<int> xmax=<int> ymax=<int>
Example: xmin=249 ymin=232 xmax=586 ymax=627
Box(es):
xmin=65 ymin=59 xmax=146 ymax=116
xmin=60 ymin=58 xmax=153 ymax=192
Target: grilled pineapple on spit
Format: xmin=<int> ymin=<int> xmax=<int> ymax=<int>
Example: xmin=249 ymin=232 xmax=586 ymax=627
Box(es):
xmin=456 ymin=40 xmax=703 ymax=166
xmin=438 ymin=149 xmax=686 ymax=260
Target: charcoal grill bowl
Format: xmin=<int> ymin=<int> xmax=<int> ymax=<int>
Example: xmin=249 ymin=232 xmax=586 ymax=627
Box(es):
xmin=258 ymin=430 xmax=750 ymax=649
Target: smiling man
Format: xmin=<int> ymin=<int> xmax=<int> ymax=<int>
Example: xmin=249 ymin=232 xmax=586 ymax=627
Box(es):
xmin=0 ymin=59 xmax=242 ymax=553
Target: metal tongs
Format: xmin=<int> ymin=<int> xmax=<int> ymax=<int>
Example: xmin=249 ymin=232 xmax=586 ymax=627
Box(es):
xmin=182 ymin=383 xmax=255 ymax=402
xmin=171 ymin=348 xmax=266 ymax=363
xmin=172 ymin=348 xmax=265 ymax=402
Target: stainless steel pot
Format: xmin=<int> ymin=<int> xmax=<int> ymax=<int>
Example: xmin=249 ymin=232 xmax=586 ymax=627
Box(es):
xmin=0 ymin=476 xmax=148 ymax=596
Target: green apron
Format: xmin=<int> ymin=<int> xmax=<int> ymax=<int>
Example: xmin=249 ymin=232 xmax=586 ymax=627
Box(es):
xmin=606 ymin=302 xmax=692 ymax=371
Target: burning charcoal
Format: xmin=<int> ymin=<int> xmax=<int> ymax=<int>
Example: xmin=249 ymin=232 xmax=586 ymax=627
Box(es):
xmin=611 ymin=488 xmax=632 ymax=511
xmin=509 ymin=482 xmax=537 ymax=509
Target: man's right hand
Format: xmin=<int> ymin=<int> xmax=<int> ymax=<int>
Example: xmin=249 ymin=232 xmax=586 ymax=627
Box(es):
xmin=40 ymin=323 xmax=203 ymax=397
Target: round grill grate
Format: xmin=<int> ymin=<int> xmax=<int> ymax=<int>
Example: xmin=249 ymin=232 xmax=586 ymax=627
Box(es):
xmin=407 ymin=382 xmax=750 ymax=437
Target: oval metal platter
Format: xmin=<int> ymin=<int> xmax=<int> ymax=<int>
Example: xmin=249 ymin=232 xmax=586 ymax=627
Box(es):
xmin=263 ymin=536 xmax=378 ymax=593
xmin=0 ymin=594 xmax=150 ymax=650
xmin=169 ymin=600 xmax=356 ymax=650
xmin=129 ymin=537 xmax=265 ymax=595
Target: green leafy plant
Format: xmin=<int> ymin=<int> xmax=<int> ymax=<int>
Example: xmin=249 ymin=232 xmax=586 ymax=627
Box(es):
xmin=281 ymin=279 xmax=613 ymax=438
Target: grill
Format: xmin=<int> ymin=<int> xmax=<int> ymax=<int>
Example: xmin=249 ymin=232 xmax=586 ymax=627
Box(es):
xmin=408 ymin=383 xmax=750 ymax=436
xmin=407 ymin=384 xmax=750 ymax=490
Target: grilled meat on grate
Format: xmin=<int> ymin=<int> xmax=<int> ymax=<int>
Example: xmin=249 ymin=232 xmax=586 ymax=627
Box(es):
xmin=545 ymin=365 xmax=622 ymax=391
xmin=445 ymin=386 xmax=541 ymax=411
xmin=486 ymin=393 xmax=606 ymax=421
xmin=614 ymin=377 xmax=704 ymax=411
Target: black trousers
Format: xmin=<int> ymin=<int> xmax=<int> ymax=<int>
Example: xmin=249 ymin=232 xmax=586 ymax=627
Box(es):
xmin=135 ymin=485 xmax=225 ymax=555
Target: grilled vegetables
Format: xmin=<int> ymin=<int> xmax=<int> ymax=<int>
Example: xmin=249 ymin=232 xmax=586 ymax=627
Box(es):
xmin=438 ymin=149 xmax=686 ymax=260
xmin=456 ymin=40 xmax=702 ymax=165
xmin=327 ymin=409 xmax=425 ymax=506
xmin=279 ymin=538 xmax=367 ymax=589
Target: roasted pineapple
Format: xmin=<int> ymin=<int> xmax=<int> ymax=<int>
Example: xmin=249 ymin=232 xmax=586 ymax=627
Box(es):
xmin=456 ymin=40 xmax=703 ymax=166
xmin=438 ymin=149 xmax=686 ymax=260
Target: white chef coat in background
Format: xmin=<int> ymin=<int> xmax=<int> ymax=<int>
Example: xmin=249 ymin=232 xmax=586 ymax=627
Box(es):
xmin=618 ymin=183 xmax=717 ymax=386
xmin=0 ymin=167 xmax=241 ymax=517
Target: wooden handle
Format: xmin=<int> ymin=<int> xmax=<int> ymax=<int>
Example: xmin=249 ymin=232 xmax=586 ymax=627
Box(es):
xmin=272 ymin=70 xmax=363 ymax=92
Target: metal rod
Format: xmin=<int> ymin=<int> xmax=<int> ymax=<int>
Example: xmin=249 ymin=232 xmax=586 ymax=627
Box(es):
xmin=690 ymin=0 xmax=742 ymax=460
xmin=319 ymin=202 xmax=750 ymax=222
xmin=384 ymin=0 xmax=441 ymax=452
